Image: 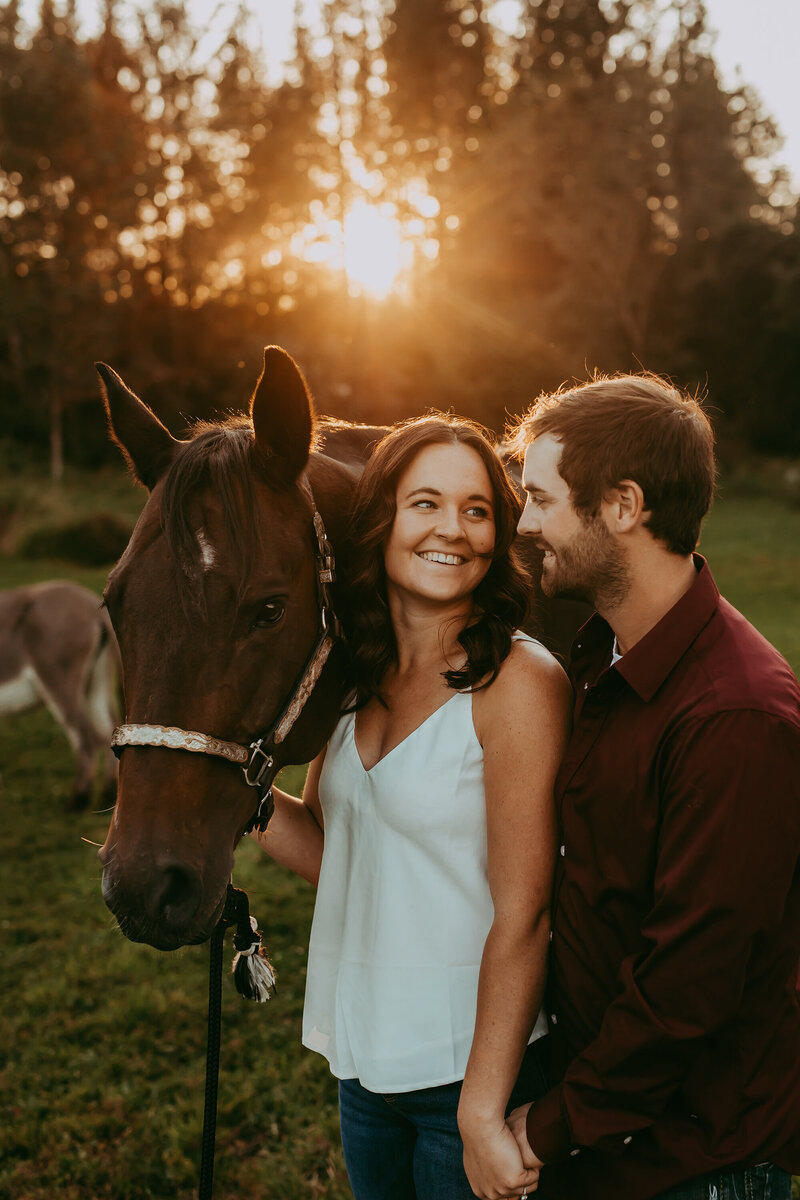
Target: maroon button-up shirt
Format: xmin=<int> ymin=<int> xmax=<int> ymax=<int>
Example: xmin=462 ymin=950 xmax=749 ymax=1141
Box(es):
xmin=528 ymin=558 xmax=800 ymax=1200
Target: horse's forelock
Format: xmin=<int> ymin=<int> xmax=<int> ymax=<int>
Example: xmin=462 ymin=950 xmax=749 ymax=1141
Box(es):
xmin=161 ymin=418 xmax=284 ymax=612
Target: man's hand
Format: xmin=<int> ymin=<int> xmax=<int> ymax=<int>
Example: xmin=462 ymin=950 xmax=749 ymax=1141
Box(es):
xmin=506 ymin=1103 xmax=545 ymax=1171
xmin=460 ymin=1114 xmax=540 ymax=1199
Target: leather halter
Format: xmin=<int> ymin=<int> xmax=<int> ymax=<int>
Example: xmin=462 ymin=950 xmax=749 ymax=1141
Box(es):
xmin=111 ymin=478 xmax=339 ymax=835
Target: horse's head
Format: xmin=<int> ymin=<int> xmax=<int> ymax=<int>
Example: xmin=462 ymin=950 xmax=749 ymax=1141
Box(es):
xmin=96 ymin=348 xmax=350 ymax=950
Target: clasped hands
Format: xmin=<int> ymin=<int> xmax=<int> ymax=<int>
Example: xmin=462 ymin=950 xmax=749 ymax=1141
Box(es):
xmin=461 ymin=1102 xmax=543 ymax=1200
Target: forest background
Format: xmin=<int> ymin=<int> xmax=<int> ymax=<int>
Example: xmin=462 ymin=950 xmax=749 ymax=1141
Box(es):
xmin=2 ymin=0 xmax=799 ymax=479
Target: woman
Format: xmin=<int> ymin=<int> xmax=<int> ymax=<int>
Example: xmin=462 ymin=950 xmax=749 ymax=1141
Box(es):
xmin=254 ymin=416 xmax=571 ymax=1200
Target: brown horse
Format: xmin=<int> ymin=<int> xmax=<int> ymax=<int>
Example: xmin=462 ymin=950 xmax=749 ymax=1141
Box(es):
xmin=97 ymin=347 xmax=586 ymax=952
xmin=97 ymin=348 xmax=374 ymax=950
xmin=0 ymin=580 xmax=119 ymax=809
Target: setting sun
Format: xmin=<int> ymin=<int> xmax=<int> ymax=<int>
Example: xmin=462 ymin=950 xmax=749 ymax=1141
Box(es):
xmin=285 ymin=178 xmax=440 ymax=301
xmin=342 ymin=202 xmax=408 ymax=298
xmin=290 ymin=200 xmax=419 ymax=299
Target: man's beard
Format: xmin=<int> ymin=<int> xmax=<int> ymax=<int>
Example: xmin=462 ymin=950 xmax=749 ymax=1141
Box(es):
xmin=540 ymin=516 xmax=630 ymax=611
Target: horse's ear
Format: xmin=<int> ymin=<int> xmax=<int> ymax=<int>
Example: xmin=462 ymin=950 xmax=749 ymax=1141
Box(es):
xmin=96 ymin=363 xmax=179 ymax=490
xmin=250 ymin=346 xmax=314 ymax=480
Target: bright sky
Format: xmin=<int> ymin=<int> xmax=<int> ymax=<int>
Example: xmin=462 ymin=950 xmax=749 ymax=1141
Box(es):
xmin=703 ymin=0 xmax=800 ymax=188
xmin=21 ymin=0 xmax=800 ymax=188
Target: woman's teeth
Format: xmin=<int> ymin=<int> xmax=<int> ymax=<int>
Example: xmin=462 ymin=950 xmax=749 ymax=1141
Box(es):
xmin=418 ymin=551 xmax=466 ymax=565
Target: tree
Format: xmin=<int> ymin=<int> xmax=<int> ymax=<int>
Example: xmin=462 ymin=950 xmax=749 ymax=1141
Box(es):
xmin=1 ymin=0 xmax=797 ymax=456
xmin=0 ymin=0 xmax=146 ymax=475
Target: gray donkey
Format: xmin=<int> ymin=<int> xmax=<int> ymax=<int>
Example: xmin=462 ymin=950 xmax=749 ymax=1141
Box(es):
xmin=0 ymin=580 xmax=119 ymax=809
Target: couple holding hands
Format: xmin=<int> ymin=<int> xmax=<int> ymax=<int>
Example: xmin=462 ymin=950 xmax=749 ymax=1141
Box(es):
xmin=256 ymin=374 xmax=800 ymax=1200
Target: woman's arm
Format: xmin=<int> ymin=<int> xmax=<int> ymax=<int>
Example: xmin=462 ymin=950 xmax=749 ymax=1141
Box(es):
xmin=458 ymin=641 xmax=571 ymax=1200
xmin=251 ymin=748 xmax=327 ymax=885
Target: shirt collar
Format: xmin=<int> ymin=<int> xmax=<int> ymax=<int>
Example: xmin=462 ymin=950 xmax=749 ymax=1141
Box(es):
xmin=572 ymin=556 xmax=720 ymax=703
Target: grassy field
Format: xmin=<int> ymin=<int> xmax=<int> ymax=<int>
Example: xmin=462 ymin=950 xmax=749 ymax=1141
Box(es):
xmin=699 ymin=488 xmax=800 ymax=671
xmin=0 ymin=467 xmax=798 ymax=1199
xmin=0 ymin=733 xmax=343 ymax=1200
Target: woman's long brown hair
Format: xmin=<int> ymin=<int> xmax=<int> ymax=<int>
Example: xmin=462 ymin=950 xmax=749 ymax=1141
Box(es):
xmin=343 ymin=414 xmax=531 ymax=707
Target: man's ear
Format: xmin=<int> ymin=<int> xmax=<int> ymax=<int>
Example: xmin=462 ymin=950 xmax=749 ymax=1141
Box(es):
xmin=603 ymin=480 xmax=647 ymax=533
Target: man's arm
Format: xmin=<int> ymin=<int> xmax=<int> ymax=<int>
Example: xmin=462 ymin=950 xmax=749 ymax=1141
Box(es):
xmin=518 ymin=709 xmax=800 ymax=1164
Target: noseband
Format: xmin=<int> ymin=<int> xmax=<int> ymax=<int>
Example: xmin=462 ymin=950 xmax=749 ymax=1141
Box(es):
xmin=111 ymin=478 xmax=338 ymax=835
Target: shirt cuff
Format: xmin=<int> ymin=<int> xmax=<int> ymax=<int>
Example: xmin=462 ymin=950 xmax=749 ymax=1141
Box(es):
xmin=525 ymin=1084 xmax=573 ymax=1163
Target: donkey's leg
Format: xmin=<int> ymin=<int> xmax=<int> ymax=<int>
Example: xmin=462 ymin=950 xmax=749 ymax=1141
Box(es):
xmin=26 ymin=644 xmax=102 ymax=812
xmin=37 ymin=684 xmax=99 ymax=810
xmin=22 ymin=587 xmax=108 ymax=811
xmin=86 ymin=640 xmax=119 ymax=807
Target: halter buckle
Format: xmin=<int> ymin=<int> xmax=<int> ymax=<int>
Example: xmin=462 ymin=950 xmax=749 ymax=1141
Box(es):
xmin=313 ymin=508 xmax=336 ymax=586
xmin=244 ymin=741 xmax=274 ymax=789
xmin=318 ymin=549 xmax=335 ymax=585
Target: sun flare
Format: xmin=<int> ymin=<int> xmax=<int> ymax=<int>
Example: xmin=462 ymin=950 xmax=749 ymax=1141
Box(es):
xmin=342 ymin=202 xmax=406 ymax=297
xmin=288 ymin=189 xmax=436 ymax=300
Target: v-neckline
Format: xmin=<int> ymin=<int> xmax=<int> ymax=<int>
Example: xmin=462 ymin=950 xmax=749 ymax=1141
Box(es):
xmin=352 ymin=692 xmax=461 ymax=774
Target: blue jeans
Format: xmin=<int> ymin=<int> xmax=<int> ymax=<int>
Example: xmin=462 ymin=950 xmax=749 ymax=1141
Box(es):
xmin=338 ymin=1036 xmax=550 ymax=1200
xmin=656 ymin=1162 xmax=793 ymax=1200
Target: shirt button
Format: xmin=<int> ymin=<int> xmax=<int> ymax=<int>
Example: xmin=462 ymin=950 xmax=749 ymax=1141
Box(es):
xmin=583 ymin=682 xmax=589 ymax=690
xmin=623 ymin=1136 xmax=632 ymax=1145
xmin=549 ymin=929 xmax=554 ymax=942
xmin=550 ymin=1013 xmax=558 ymax=1024
xmin=560 ymin=844 xmax=565 ymax=856
xmin=570 ymin=1148 xmax=581 ymax=1157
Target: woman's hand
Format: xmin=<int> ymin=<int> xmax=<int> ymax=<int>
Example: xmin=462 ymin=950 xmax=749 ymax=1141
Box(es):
xmin=460 ymin=1112 xmax=540 ymax=1199
xmin=506 ymin=1103 xmax=544 ymax=1170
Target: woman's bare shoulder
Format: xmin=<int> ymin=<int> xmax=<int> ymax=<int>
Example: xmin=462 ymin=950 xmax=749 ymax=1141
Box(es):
xmin=472 ymin=635 xmax=572 ymax=737
xmin=499 ymin=635 xmax=570 ymax=692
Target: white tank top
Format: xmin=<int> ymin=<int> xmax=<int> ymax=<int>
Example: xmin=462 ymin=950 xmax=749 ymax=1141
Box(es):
xmin=302 ymin=685 xmax=548 ymax=1094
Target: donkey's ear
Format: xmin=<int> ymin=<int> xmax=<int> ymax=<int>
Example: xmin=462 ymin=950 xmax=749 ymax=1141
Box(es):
xmin=96 ymin=363 xmax=179 ymax=491
xmin=250 ymin=346 xmax=314 ymax=480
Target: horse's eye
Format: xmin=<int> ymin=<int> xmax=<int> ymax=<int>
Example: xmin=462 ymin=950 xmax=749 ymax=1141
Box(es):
xmin=252 ymin=599 xmax=285 ymax=630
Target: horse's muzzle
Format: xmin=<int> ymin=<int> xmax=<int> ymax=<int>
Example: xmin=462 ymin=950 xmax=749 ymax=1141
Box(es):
xmin=100 ymin=854 xmax=223 ymax=950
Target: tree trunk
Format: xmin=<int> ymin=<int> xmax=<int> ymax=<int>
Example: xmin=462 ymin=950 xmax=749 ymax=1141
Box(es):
xmin=49 ymin=385 xmax=64 ymax=484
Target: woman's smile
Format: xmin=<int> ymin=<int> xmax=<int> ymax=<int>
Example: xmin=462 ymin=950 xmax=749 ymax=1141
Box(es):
xmin=417 ymin=550 xmax=469 ymax=566
xmin=383 ymin=442 xmax=496 ymax=606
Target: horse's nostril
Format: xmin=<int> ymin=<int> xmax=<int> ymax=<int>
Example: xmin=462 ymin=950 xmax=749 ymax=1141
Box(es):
xmin=150 ymin=862 xmax=203 ymax=930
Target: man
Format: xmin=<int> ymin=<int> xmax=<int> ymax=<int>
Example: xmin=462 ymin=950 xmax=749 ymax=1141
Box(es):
xmin=505 ymin=374 xmax=800 ymax=1200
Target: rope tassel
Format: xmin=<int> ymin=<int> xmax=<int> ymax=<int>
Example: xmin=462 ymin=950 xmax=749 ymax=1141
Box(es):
xmin=229 ymin=888 xmax=276 ymax=1003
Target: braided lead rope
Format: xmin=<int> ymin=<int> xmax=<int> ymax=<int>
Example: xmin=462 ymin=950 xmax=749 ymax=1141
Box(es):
xmin=198 ymin=886 xmax=275 ymax=1199
xmin=199 ymin=910 xmax=228 ymax=1200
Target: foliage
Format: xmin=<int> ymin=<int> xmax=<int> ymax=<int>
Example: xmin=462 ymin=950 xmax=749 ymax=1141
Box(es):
xmin=15 ymin=511 xmax=133 ymax=565
xmin=0 ymin=0 xmax=797 ymax=468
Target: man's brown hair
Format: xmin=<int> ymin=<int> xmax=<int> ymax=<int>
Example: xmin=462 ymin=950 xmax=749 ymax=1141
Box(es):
xmin=508 ymin=373 xmax=716 ymax=556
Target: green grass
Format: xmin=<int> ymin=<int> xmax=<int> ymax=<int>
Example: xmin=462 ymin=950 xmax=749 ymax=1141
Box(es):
xmin=0 ymin=722 xmax=345 ymax=1200
xmin=699 ymin=494 xmax=800 ymax=671
xmin=1 ymin=467 xmax=798 ymax=1198
xmin=0 ymin=462 xmax=146 ymax=559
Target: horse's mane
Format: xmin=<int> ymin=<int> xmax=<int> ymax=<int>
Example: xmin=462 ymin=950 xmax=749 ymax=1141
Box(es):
xmin=315 ymin=417 xmax=355 ymax=431
xmin=314 ymin=417 xmax=389 ymax=468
